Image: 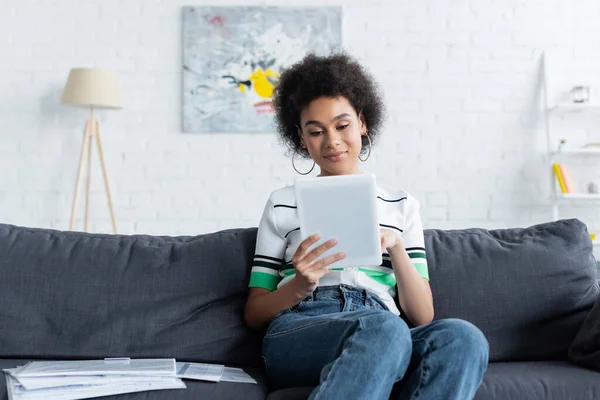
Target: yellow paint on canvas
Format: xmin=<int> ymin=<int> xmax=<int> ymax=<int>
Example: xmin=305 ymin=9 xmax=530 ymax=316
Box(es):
xmin=247 ymin=68 xmax=279 ymax=98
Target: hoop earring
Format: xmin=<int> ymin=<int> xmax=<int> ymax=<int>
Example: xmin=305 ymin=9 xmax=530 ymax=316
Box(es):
xmin=359 ymin=133 xmax=372 ymax=162
xmin=292 ymin=150 xmax=315 ymax=175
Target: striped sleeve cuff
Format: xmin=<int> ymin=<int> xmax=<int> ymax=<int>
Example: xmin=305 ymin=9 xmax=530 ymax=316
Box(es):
xmin=407 ymin=247 xmax=429 ymax=280
xmin=248 ymin=255 xmax=283 ymax=290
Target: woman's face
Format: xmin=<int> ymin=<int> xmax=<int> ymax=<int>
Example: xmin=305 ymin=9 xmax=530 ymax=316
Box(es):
xmin=298 ymin=96 xmax=367 ymax=177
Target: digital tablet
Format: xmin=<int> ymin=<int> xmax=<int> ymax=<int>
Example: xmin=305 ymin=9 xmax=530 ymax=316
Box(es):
xmin=294 ymin=174 xmax=382 ymax=269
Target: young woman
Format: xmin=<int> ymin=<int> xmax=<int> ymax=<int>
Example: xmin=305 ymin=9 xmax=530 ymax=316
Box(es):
xmin=244 ymin=52 xmax=489 ymax=399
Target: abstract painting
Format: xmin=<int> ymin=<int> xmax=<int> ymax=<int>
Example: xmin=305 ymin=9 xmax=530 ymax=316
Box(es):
xmin=182 ymin=6 xmax=342 ymax=133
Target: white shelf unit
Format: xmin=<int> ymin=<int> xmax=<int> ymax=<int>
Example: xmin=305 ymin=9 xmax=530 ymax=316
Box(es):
xmin=542 ymin=52 xmax=600 ymax=246
xmin=554 ymin=193 xmax=600 ymax=200
xmin=551 ymin=149 xmax=600 ymax=156
xmin=549 ymin=103 xmax=600 ymax=113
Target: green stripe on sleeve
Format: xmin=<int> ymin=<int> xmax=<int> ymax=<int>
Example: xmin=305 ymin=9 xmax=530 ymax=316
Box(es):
xmin=281 ymin=269 xmax=296 ymax=278
xmin=408 ymin=252 xmax=427 ymax=260
xmin=413 ymin=262 xmax=429 ymax=280
xmin=248 ymin=271 xmax=280 ymax=290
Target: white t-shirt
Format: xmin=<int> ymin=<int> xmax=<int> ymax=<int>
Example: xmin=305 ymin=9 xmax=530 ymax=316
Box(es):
xmin=248 ymin=183 xmax=429 ymax=315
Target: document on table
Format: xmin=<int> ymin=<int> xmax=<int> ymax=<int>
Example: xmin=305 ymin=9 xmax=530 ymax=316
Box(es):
xmin=175 ymin=362 xmax=224 ymax=382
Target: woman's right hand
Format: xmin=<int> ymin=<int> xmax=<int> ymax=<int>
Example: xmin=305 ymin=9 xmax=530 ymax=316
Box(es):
xmin=290 ymin=233 xmax=346 ymax=297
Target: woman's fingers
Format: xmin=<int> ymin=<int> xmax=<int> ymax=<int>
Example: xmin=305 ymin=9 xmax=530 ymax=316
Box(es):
xmin=301 ymin=260 xmax=334 ymax=282
xmin=294 ymin=235 xmax=345 ymax=279
xmin=292 ymin=233 xmax=321 ymax=265
xmin=306 ymin=251 xmax=346 ymax=271
xmin=314 ymin=266 xmax=332 ymax=279
xmin=302 ymin=239 xmax=339 ymax=266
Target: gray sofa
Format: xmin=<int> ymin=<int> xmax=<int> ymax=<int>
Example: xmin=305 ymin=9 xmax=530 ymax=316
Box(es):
xmin=1 ymin=218 xmax=599 ymax=399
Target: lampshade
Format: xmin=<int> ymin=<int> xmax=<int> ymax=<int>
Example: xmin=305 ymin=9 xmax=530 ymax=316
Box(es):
xmin=61 ymin=68 xmax=123 ymax=109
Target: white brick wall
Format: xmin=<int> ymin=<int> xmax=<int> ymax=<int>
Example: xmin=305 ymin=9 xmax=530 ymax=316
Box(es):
xmin=2 ymin=0 xmax=600 ymax=238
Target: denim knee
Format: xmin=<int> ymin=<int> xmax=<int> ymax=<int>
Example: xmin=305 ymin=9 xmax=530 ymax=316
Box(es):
xmin=362 ymin=311 xmax=412 ymax=355
xmin=438 ymin=318 xmax=489 ymax=363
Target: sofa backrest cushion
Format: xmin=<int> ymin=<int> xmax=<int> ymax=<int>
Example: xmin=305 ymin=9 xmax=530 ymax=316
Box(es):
xmin=0 ymin=224 xmax=262 ymax=367
xmin=424 ymin=219 xmax=599 ymax=362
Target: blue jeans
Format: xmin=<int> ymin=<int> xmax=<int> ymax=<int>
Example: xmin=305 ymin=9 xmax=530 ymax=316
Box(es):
xmin=262 ymin=284 xmax=489 ymax=400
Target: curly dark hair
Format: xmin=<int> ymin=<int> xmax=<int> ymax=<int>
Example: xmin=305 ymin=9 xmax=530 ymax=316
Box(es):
xmin=272 ymin=52 xmax=386 ymax=159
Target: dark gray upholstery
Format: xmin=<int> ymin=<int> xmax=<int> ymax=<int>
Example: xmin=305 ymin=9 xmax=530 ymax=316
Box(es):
xmin=424 ymin=219 xmax=599 ymax=362
xmin=266 ymin=361 xmax=600 ymax=400
xmin=266 ymin=387 xmax=312 ymax=400
xmin=569 ymin=288 xmax=600 ymax=371
xmin=473 ymin=361 xmax=600 ymax=400
xmin=1 ymin=219 xmax=600 ymax=400
xmin=0 ymin=224 xmax=262 ymax=367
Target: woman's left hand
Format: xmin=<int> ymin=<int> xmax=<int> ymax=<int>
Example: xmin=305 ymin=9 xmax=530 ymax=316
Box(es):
xmin=380 ymin=229 xmax=403 ymax=254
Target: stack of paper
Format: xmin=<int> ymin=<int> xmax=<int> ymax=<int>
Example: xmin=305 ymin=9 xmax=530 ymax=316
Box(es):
xmin=3 ymin=358 xmax=258 ymax=399
xmin=3 ymin=358 xmax=186 ymax=400
xmin=175 ymin=362 xmax=257 ymax=384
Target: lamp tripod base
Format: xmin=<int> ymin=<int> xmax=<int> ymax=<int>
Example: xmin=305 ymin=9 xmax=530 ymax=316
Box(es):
xmin=69 ymin=108 xmax=117 ymax=234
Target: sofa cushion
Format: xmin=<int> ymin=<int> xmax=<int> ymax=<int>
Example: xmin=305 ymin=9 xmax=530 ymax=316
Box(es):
xmin=569 ymin=282 xmax=600 ymax=371
xmin=474 ymin=361 xmax=600 ymax=400
xmin=0 ymin=359 xmax=268 ymax=400
xmin=0 ymin=224 xmax=262 ymax=367
xmin=266 ymin=387 xmax=312 ymax=400
xmin=424 ymin=219 xmax=599 ymax=362
xmin=265 ymin=361 xmax=600 ymax=400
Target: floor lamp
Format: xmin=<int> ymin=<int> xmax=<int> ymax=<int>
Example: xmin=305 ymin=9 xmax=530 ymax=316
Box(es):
xmin=61 ymin=68 xmax=122 ymax=233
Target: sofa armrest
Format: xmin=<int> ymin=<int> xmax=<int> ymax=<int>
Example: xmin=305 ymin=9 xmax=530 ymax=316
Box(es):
xmin=569 ymin=281 xmax=600 ymax=371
